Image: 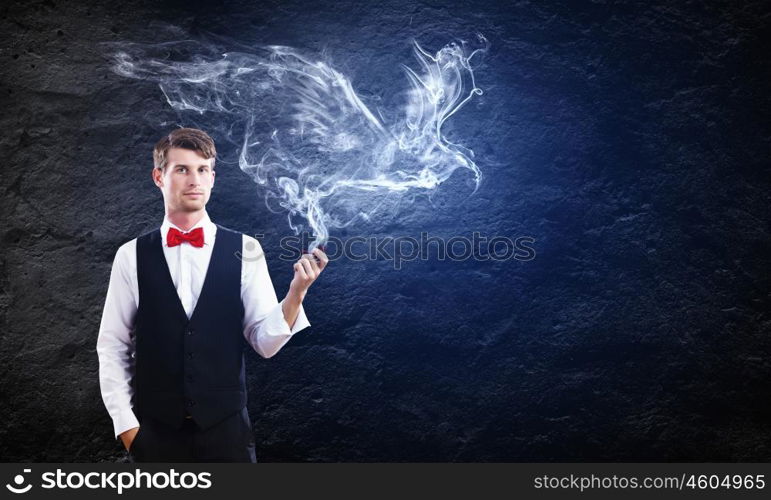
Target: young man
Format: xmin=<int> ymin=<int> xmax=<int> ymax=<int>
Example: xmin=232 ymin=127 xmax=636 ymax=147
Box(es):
xmin=96 ymin=128 xmax=327 ymax=462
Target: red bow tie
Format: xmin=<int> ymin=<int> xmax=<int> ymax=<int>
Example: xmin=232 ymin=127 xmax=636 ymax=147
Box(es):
xmin=167 ymin=227 xmax=205 ymax=248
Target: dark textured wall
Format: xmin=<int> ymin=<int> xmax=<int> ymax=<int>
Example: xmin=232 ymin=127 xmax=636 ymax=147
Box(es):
xmin=1 ymin=0 xmax=769 ymax=462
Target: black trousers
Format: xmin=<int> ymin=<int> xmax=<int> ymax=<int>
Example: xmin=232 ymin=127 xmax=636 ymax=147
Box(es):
xmin=129 ymin=406 xmax=256 ymax=463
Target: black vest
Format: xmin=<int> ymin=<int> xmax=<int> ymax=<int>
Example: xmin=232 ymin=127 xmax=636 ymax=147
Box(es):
xmin=133 ymin=224 xmax=247 ymax=430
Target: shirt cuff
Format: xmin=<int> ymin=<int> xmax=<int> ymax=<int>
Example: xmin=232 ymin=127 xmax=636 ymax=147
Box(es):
xmin=248 ymin=300 xmax=310 ymax=358
xmin=113 ymin=408 xmax=140 ymax=440
xmin=274 ymin=298 xmax=311 ymax=335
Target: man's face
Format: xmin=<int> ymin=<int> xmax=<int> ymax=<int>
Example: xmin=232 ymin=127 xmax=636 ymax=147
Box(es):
xmin=152 ymin=147 xmax=215 ymax=213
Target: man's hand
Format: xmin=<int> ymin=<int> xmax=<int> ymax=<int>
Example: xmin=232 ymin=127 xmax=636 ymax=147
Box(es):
xmin=282 ymin=248 xmax=328 ymax=329
xmin=119 ymin=427 xmax=140 ymax=451
xmin=289 ymin=248 xmax=328 ymax=296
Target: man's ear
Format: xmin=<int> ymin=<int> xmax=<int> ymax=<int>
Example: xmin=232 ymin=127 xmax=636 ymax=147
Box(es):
xmin=152 ymin=167 xmax=163 ymax=188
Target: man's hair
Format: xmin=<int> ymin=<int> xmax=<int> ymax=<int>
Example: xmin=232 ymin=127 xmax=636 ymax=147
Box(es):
xmin=153 ymin=128 xmax=216 ymax=171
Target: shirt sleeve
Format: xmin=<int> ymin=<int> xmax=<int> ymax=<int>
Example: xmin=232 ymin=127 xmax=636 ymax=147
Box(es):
xmin=96 ymin=240 xmax=140 ymax=439
xmin=241 ymin=235 xmax=310 ymax=358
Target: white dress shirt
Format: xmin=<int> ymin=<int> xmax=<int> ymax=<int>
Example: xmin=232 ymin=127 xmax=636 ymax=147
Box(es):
xmin=96 ymin=211 xmax=310 ymax=439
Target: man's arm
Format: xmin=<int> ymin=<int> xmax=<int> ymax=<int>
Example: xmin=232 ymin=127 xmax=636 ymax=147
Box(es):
xmin=96 ymin=240 xmax=140 ymax=450
xmin=281 ymin=287 xmax=306 ymax=330
xmin=241 ymin=236 xmax=311 ymax=358
xmin=283 ymin=247 xmax=328 ymax=326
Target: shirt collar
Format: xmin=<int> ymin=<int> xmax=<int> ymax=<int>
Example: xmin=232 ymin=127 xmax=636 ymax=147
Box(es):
xmin=160 ymin=211 xmax=216 ymax=247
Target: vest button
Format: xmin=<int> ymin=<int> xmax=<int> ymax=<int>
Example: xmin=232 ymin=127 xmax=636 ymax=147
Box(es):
xmin=186 ymin=399 xmax=196 ymax=407
xmin=187 ymin=352 xmax=194 ymax=359
xmin=187 ymin=375 xmax=194 ymax=382
xmin=186 ymin=328 xmax=194 ymax=335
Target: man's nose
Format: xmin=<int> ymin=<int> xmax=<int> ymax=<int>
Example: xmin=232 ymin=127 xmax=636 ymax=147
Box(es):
xmin=189 ymin=172 xmax=204 ymax=185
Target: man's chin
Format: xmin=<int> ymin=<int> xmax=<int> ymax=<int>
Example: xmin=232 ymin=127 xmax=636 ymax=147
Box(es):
xmin=179 ymin=202 xmax=206 ymax=212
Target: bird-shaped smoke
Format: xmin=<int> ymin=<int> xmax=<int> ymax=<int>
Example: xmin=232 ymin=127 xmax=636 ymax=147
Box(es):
xmin=108 ymin=33 xmax=488 ymax=250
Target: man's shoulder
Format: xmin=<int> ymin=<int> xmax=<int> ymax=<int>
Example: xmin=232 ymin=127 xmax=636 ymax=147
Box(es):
xmin=118 ymin=236 xmax=138 ymax=251
xmin=231 ymin=230 xmax=265 ymax=264
xmin=215 ymin=224 xmax=260 ymax=247
xmin=214 ymin=226 xmax=265 ymax=266
xmin=112 ymin=237 xmax=138 ymax=268
xmin=214 ymin=224 xmax=245 ymax=236
xmin=214 ymin=223 xmax=238 ymax=234
xmin=115 ymin=226 xmax=160 ymax=257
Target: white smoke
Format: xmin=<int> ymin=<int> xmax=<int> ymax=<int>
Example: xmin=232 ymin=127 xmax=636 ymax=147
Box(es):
xmin=109 ymin=34 xmax=488 ymax=250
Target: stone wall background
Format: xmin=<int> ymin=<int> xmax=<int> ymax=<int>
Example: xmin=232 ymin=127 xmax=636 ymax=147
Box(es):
xmin=0 ymin=0 xmax=768 ymax=461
